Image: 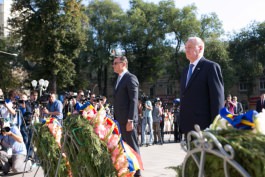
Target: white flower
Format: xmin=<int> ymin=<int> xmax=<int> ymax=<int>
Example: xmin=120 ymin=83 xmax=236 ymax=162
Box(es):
xmin=210 ymin=115 xmax=230 ymax=130
xmin=253 ymin=111 xmax=265 ymax=135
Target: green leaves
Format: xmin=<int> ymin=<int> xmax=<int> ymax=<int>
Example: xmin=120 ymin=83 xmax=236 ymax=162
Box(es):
xmin=9 ymin=0 xmax=88 ymax=91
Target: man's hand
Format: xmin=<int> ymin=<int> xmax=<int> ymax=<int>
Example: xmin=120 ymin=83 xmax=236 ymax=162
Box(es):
xmin=42 ymin=107 xmax=49 ymax=114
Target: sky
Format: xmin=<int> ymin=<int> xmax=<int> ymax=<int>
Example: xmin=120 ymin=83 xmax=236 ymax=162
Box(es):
xmin=114 ymin=0 xmax=265 ymax=34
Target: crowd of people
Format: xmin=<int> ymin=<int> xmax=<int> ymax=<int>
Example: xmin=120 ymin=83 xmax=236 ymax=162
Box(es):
xmin=0 ymin=88 xmax=110 ymax=175
xmin=138 ymin=97 xmax=182 ymax=147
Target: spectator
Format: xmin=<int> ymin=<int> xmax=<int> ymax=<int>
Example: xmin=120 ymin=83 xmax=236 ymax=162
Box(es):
xmin=256 ymin=93 xmax=265 ymax=113
xmin=159 ymin=101 xmax=165 ymax=143
xmin=163 ymin=109 xmax=172 ymax=134
xmin=74 ymin=90 xmax=85 ymax=111
xmin=0 ymin=90 xmax=17 ymax=125
xmin=42 ymin=92 xmax=63 ymax=124
xmin=141 ymin=98 xmax=153 ymax=146
xmin=0 ymin=120 xmax=32 ymax=175
xmin=225 ymin=94 xmax=236 ymax=114
xmin=173 ymin=98 xmax=181 ymax=142
xmin=29 ymin=90 xmax=40 ymax=123
xmin=152 ymin=101 xmax=162 ymax=145
xmin=18 ymin=92 xmax=32 ymax=153
xmin=233 ymin=96 xmax=243 ymax=115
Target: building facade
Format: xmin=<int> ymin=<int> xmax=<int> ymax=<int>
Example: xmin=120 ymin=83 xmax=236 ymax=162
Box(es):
xmin=0 ymin=0 xmax=11 ymax=37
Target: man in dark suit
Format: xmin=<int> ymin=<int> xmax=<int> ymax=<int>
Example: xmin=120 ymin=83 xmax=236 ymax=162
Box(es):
xmin=180 ymin=37 xmax=224 ymax=136
xmin=256 ymin=93 xmax=265 ymax=113
xmin=113 ymin=56 xmax=142 ymax=177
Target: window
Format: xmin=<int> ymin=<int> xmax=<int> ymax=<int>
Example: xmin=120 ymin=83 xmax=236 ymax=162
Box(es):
xmin=260 ymin=78 xmax=265 ymax=90
xmin=167 ymin=85 xmax=173 ymax=95
xmin=239 ymin=82 xmax=248 ymax=91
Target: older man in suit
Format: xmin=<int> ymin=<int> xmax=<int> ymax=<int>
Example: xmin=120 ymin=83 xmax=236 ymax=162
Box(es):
xmin=180 ymin=37 xmax=224 ymax=136
xmin=113 ymin=56 xmax=142 ymax=177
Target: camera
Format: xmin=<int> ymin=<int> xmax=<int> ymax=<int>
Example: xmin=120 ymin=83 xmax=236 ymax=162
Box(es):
xmin=31 ymin=101 xmax=39 ymax=109
xmin=64 ymin=92 xmax=77 ymax=100
xmin=93 ymin=95 xmax=103 ymax=103
xmin=0 ymin=99 xmax=5 ymax=105
xmin=39 ymin=93 xmax=51 ymax=104
xmin=1 ymin=126 xmax=10 ymax=133
xmin=0 ymin=119 xmax=11 ymax=134
xmin=140 ymin=95 xmax=148 ymax=111
xmin=18 ymin=100 xmax=27 ymax=104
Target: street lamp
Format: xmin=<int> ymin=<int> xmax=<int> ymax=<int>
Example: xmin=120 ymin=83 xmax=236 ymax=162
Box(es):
xmin=31 ymin=79 xmax=49 ymax=96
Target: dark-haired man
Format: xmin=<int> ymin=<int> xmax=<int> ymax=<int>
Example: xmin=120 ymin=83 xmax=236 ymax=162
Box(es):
xmin=42 ymin=92 xmax=63 ymax=124
xmin=112 ymin=56 xmax=142 ymax=177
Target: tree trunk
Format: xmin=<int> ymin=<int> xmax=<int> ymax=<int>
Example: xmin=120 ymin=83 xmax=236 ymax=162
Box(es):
xmin=103 ymin=65 xmax=108 ymax=96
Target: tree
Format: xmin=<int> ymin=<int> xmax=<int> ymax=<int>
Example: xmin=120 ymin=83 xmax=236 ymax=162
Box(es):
xmin=121 ymin=0 xmax=170 ymax=83
xmin=0 ymin=38 xmax=20 ymax=92
xmin=199 ymin=13 xmax=224 ymax=40
xmin=204 ymin=39 xmax=235 ymax=93
xmin=229 ymin=21 xmax=265 ymax=96
xmin=9 ymin=0 xmax=88 ymax=92
xmin=85 ymin=0 xmax=125 ymax=95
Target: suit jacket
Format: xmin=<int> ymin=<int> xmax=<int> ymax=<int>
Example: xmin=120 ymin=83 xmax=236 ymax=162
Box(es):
xmin=114 ymin=71 xmax=139 ymax=125
xmin=179 ymin=57 xmax=224 ymax=134
xmin=234 ymin=102 xmax=243 ymax=114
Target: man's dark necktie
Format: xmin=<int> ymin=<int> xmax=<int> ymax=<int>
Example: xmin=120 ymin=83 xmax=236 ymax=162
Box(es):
xmin=115 ymin=75 xmax=121 ymax=89
xmin=186 ymin=64 xmax=194 ymax=87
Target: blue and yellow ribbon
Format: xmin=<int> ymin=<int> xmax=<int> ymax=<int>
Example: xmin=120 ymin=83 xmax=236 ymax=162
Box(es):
xmin=219 ymin=107 xmax=257 ymax=130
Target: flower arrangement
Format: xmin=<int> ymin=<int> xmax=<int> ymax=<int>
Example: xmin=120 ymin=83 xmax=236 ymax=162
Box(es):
xmin=34 ymin=102 xmax=143 ymax=177
xmin=80 ymin=103 xmax=143 ymax=177
xmin=210 ymin=107 xmax=265 ymax=135
xmin=176 ymin=107 xmax=265 ymax=177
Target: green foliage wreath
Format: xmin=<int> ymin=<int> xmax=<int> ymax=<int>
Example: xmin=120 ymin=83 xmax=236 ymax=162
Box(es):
xmin=34 ymin=115 xmax=116 ymax=177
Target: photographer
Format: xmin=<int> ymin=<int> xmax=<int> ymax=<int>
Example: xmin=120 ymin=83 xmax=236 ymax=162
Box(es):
xmin=18 ymin=93 xmax=32 ymax=153
xmin=62 ymin=92 xmax=76 ymax=116
xmin=42 ymin=92 xmax=63 ymax=124
xmin=0 ymin=90 xmax=16 ymax=124
xmin=74 ymin=90 xmax=86 ymax=111
xmin=0 ymin=120 xmax=32 ymax=175
xmin=30 ymin=91 xmax=40 ymax=123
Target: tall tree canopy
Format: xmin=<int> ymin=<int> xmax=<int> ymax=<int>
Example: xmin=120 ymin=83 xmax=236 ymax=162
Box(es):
xmin=85 ymin=0 xmax=125 ymax=95
xmin=8 ymin=0 xmax=88 ymax=92
xmin=229 ymin=21 xmax=265 ymax=96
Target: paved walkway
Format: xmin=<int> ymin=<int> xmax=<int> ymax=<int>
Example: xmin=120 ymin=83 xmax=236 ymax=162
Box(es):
xmin=2 ymin=135 xmax=186 ymax=177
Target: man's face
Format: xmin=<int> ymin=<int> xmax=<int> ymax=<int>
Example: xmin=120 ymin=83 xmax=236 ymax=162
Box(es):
xmin=78 ymin=92 xmax=84 ymax=99
xmin=49 ymin=94 xmax=56 ymax=103
xmin=90 ymin=94 xmax=96 ymax=102
xmin=21 ymin=94 xmax=28 ymax=101
xmin=185 ymin=40 xmax=201 ymax=62
xmin=112 ymin=58 xmax=125 ymax=74
xmin=31 ymin=93 xmax=38 ymax=101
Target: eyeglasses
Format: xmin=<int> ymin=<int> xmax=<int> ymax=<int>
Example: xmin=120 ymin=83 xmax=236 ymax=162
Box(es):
xmin=112 ymin=62 xmax=123 ymax=65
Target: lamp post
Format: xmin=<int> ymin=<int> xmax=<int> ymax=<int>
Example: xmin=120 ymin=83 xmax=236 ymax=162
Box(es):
xmin=31 ymin=79 xmax=49 ymax=96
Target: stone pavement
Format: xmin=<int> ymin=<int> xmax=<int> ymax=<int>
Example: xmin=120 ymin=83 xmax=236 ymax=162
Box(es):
xmin=2 ymin=134 xmax=186 ymax=177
